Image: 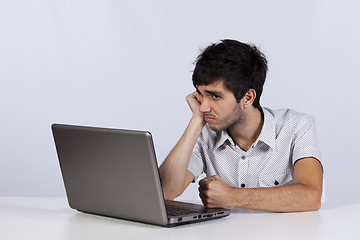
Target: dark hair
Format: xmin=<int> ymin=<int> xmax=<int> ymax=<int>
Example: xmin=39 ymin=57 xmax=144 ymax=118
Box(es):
xmin=192 ymin=39 xmax=268 ymax=109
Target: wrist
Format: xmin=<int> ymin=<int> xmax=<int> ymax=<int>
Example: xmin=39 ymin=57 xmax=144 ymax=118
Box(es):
xmin=190 ymin=115 xmax=205 ymax=128
xmin=229 ymin=187 xmax=246 ymax=208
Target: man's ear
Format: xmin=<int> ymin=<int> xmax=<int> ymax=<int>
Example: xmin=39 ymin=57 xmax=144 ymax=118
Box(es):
xmin=242 ymin=89 xmax=256 ymax=109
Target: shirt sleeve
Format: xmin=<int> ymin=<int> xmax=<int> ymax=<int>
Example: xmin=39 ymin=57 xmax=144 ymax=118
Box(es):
xmin=187 ymin=141 xmax=205 ymax=181
xmin=292 ymin=116 xmax=322 ymax=165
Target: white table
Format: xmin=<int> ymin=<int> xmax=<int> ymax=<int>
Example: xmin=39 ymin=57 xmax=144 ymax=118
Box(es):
xmin=0 ymin=197 xmax=359 ymax=240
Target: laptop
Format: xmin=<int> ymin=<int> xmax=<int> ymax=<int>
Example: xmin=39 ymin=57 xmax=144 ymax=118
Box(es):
xmin=52 ymin=124 xmax=231 ymax=227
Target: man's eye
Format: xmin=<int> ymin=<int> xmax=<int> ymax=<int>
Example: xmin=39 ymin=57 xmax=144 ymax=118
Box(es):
xmin=212 ymin=95 xmax=220 ymax=100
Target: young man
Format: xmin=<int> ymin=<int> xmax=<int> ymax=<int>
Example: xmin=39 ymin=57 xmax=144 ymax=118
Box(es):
xmin=159 ymin=39 xmax=323 ymax=212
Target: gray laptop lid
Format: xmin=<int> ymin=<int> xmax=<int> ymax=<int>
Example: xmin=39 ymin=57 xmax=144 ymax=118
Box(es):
xmin=52 ymin=124 xmax=168 ymax=226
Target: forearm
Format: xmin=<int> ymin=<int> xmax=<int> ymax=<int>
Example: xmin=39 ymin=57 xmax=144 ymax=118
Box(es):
xmin=231 ymin=183 xmax=322 ymax=212
xmin=159 ymin=117 xmax=204 ymax=199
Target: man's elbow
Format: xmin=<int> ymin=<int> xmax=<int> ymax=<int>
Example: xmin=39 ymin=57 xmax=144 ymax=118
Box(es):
xmin=307 ymin=199 xmax=321 ymax=212
xmin=313 ymin=201 xmax=322 ymax=211
xmin=162 ymin=185 xmax=183 ymax=201
xmin=304 ymin=190 xmax=322 ymax=212
xmin=163 ymin=190 xmax=177 ymax=201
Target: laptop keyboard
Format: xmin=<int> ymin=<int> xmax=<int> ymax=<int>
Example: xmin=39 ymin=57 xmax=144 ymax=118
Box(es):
xmin=166 ymin=204 xmax=203 ymax=216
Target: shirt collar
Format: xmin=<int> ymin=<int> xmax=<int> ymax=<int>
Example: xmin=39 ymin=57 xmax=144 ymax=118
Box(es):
xmin=256 ymin=108 xmax=276 ymax=150
xmin=213 ymin=107 xmax=276 ymax=150
xmin=214 ymin=129 xmax=234 ymax=149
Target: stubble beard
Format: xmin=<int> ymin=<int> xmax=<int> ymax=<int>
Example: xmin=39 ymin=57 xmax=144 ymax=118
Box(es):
xmin=208 ymin=103 xmax=244 ymax=132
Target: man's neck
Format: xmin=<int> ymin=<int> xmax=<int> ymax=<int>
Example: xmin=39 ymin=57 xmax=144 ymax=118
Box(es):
xmin=227 ymin=107 xmax=264 ymax=151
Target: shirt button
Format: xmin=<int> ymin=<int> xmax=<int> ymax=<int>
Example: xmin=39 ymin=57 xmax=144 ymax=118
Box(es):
xmin=274 ymin=180 xmax=279 ymax=186
xmin=241 ymin=184 xmax=246 ymax=188
xmin=241 ymin=156 xmax=246 ymax=160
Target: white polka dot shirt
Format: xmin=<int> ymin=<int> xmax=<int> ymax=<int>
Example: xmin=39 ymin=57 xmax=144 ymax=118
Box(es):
xmin=187 ymin=107 xmax=322 ymax=188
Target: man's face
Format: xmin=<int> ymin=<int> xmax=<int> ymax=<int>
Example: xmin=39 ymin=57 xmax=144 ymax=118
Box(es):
xmin=196 ymin=81 xmax=243 ymax=132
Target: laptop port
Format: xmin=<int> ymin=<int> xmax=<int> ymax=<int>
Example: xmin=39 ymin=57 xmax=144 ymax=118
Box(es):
xmin=207 ymin=214 xmax=213 ymax=217
xmin=177 ymin=217 xmax=183 ymax=222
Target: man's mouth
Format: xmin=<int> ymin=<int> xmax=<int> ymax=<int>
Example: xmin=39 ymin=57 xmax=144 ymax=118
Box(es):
xmin=204 ymin=114 xmax=216 ymax=122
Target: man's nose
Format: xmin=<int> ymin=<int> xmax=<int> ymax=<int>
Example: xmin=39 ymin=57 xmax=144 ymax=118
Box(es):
xmin=199 ymin=99 xmax=211 ymax=113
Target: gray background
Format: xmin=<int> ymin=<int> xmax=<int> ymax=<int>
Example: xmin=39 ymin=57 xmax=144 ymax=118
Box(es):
xmin=1 ymin=0 xmax=359 ymax=206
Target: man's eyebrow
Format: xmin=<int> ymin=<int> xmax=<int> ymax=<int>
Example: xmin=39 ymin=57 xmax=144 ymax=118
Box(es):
xmin=205 ymin=90 xmax=224 ymax=97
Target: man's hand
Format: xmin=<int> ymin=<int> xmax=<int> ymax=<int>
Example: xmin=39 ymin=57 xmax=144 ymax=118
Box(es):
xmin=198 ymin=175 xmax=235 ymax=209
xmin=186 ymin=92 xmax=205 ymax=126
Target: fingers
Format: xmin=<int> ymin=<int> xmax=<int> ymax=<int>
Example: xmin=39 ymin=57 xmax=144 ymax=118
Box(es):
xmin=198 ymin=176 xmax=215 ymax=189
xmin=186 ymin=92 xmax=201 ymax=111
xmin=198 ymin=175 xmax=231 ymax=208
xmin=198 ymin=176 xmax=218 ymax=207
xmin=199 ymin=187 xmax=215 ymax=208
xmin=186 ymin=91 xmax=200 ymax=103
xmin=198 ymin=178 xmax=209 ymax=188
xmin=198 ymin=178 xmax=210 ymax=200
xmin=198 ymin=186 xmax=209 ymax=207
xmin=200 ymin=175 xmax=220 ymax=186
xmin=186 ymin=92 xmax=205 ymax=126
